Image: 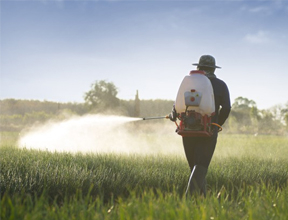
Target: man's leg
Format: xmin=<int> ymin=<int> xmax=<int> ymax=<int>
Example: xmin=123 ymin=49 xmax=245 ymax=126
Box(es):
xmin=185 ymin=164 xmax=208 ymax=196
xmin=183 ymin=137 xmax=217 ymax=196
xmin=182 ymin=137 xmax=197 ymax=171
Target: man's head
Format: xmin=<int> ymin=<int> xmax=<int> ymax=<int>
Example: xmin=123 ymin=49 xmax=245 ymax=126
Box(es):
xmin=192 ymin=55 xmax=221 ymax=74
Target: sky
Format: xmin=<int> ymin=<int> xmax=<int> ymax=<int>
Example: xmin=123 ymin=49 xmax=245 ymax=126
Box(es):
xmin=1 ymin=0 xmax=288 ymax=110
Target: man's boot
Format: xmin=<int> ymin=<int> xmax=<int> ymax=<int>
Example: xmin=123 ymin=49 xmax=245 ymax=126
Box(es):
xmin=185 ymin=165 xmax=207 ymax=197
xmin=201 ymin=178 xmax=207 ymax=197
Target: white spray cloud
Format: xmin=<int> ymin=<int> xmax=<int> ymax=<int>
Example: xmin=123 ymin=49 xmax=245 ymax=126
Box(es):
xmin=18 ymin=114 xmax=183 ymax=156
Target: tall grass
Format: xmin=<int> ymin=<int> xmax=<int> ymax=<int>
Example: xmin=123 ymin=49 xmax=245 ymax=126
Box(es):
xmin=2 ymin=186 xmax=287 ymax=220
xmin=1 ymin=147 xmax=188 ymax=201
xmin=1 ymin=134 xmax=288 ymax=219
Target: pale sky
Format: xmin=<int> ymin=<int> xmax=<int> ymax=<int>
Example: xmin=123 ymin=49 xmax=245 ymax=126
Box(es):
xmin=1 ymin=0 xmax=288 ymax=110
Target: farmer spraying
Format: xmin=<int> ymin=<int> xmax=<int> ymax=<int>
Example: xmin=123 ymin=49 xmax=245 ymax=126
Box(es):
xmin=169 ymin=55 xmax=231 ymax=197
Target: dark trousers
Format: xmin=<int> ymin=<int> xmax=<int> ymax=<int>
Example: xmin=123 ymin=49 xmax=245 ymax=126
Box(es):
xmin=182 ymin=136 xmax=217 ymax=171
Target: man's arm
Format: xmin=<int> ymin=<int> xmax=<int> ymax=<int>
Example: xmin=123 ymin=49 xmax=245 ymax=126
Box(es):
xmin=218 ymin=82 xmax=231 ymax=126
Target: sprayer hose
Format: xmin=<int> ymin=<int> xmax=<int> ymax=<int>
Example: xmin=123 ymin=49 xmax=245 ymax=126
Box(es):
xmin=211 ymin=123 xmax=222 ymax=132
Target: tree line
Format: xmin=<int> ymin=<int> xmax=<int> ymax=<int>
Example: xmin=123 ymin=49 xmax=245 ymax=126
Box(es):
xmin=1 ymin=80 xmax=287 ymax=135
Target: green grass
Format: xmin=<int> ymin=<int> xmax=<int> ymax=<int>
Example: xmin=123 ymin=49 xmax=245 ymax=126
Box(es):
xmin=0 ymin=131 xmax=19 ymax=146
xmin=1 ymin=133 xmax=288 ymax=219
xmin=2 ymin=186 xmax=287 ymax=220
xmin=215 ymin=134 xmax=288 ymax=160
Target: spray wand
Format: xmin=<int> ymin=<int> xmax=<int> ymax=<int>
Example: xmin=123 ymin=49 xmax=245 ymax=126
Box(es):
xmin=142 ymin=115 xmax=179 ymax=127
xmin=142 ymin=115 xmax=169 ymax=120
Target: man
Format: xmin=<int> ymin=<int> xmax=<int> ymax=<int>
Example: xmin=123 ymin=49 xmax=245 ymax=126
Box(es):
xmin=170 ymin=55 xmax=231 ymax=196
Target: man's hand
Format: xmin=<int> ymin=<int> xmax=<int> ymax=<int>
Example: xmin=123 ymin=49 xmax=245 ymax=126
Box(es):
xmin=169 ymin=106 xmax=177 ymax=122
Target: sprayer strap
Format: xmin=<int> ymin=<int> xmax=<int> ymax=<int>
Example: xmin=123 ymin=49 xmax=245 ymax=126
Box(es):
xmin=174 ymin=121 xmax=179 ymax=128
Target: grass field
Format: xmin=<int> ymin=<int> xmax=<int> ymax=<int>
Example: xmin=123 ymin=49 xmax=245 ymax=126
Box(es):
xmin=1 ymin=132 xmax=288 ymax=219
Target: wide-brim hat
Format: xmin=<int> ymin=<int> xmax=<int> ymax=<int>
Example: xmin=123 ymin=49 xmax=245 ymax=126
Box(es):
xmin=192 ymin=55 xmax=221 ymax=69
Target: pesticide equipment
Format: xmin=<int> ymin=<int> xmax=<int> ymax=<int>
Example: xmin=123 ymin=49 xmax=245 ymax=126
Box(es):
xmin=174 ymin=70 xmax=222 ymax=137
xmin=141 ymin=70 xmax=222 ymax=137
xmin=141 ymin=70 xmax=223 ymax=137
xmin=143 ymin=116 xmax=169 ymax=120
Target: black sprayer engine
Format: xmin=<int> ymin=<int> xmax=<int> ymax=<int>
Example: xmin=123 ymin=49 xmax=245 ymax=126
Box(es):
xmin=176 ymin=109 xmax=216 ymax=137
xmin=180 ymin=110 xmax=203 ymax=131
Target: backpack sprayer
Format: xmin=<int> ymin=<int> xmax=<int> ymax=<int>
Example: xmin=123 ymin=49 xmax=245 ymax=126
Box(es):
xmin=141 ymin=70 xmax=222 ymax=137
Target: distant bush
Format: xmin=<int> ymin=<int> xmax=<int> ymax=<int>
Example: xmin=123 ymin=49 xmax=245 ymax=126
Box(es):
xmin=0 ymin=99 xmax=88 ymax=116
xmin=0 ymin=98 xmax=287 ymax=135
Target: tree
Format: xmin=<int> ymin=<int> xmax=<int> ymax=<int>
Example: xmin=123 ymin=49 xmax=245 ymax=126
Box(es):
xmin=229 ymin=97 xmax=258 ymax=133
xmin=280 ymin=102 xmax=288 ymax=129
xmin=134 ymin=90 xmax=140 ymax=117
xmin=232 ymin=96 xmax=257 ymax=109
xmin=84 ymin=80 xmax=120 ymax=110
